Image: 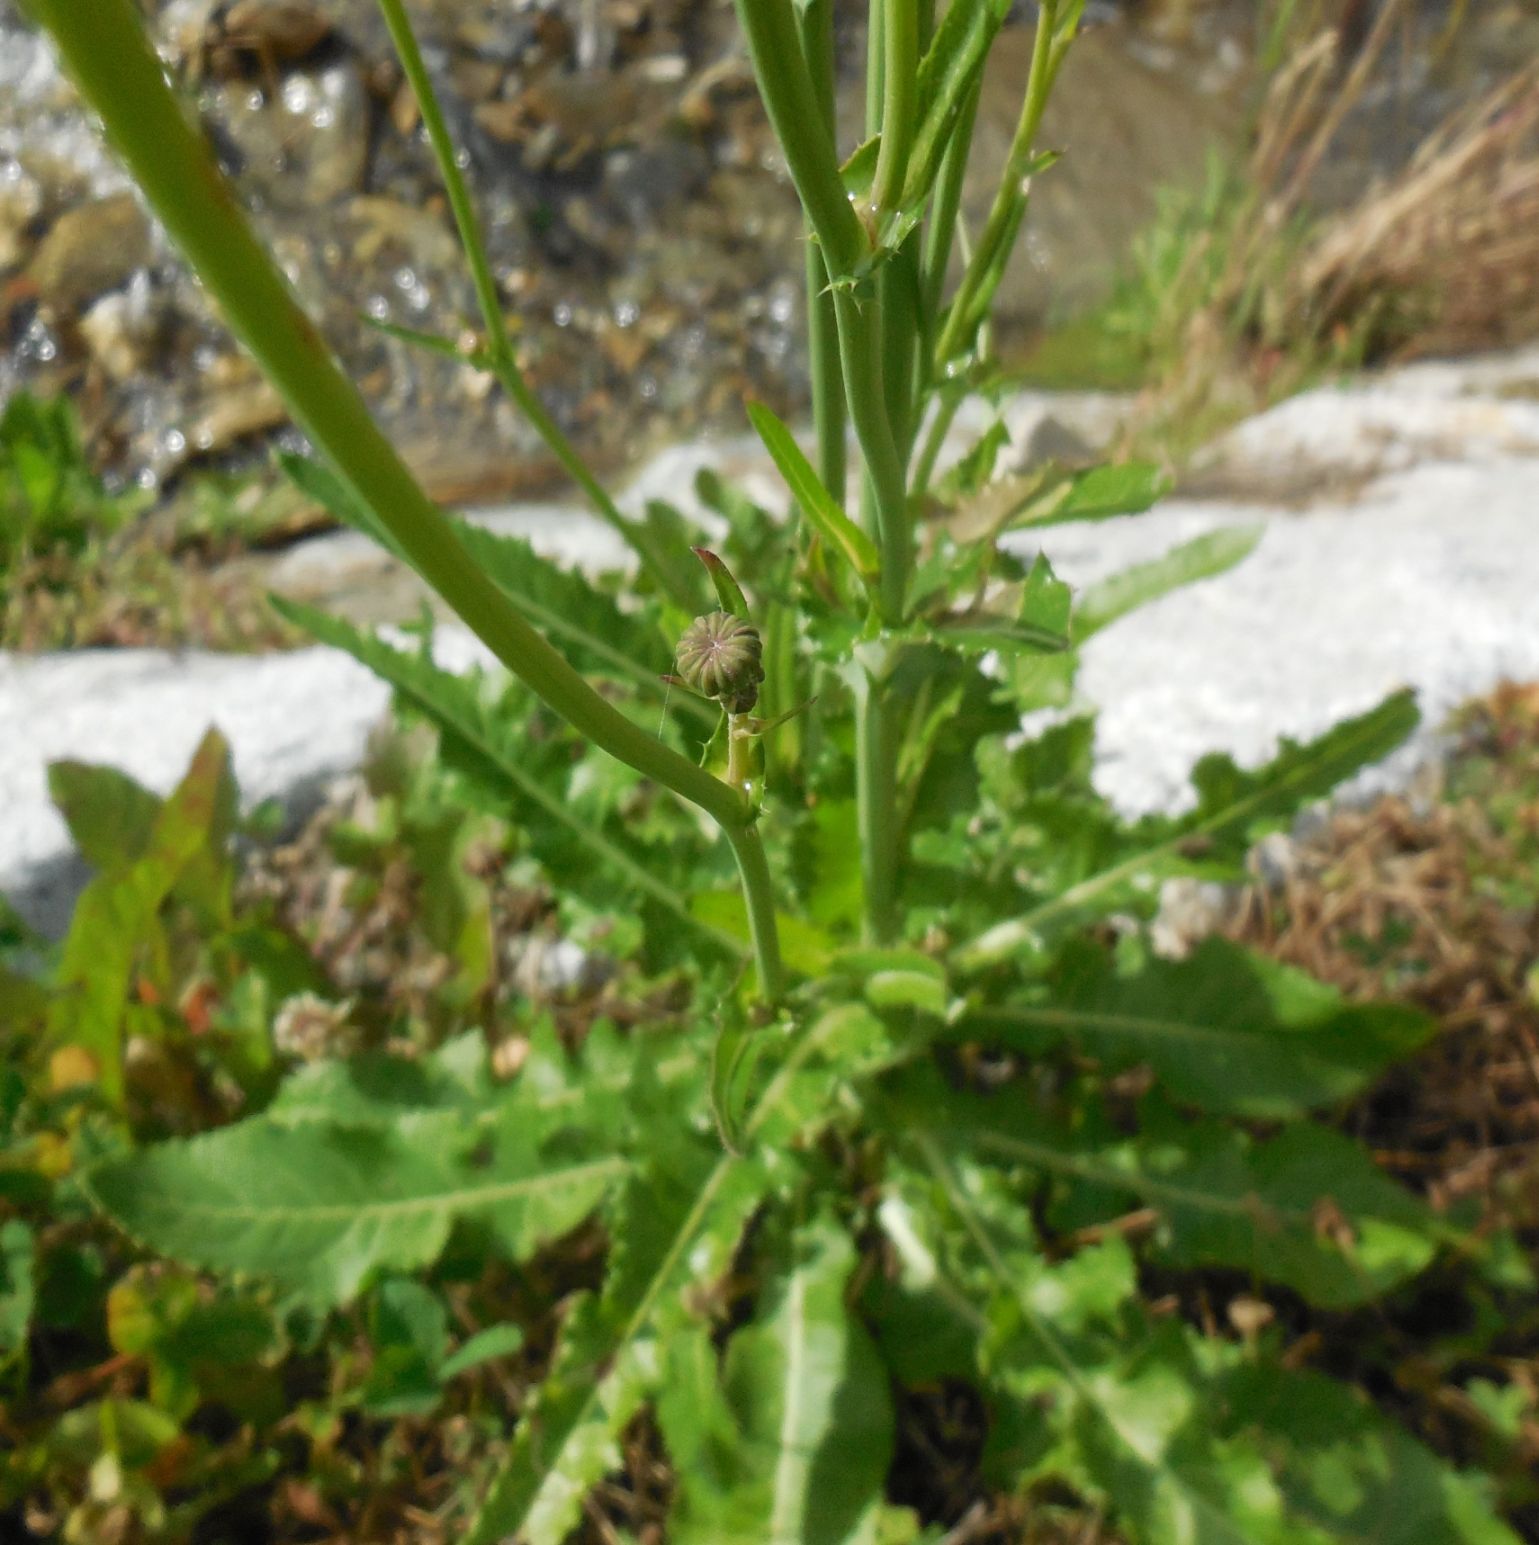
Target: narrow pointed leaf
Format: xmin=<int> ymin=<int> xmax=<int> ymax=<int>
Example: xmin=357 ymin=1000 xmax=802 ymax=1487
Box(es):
xmin=747 ymin=402 xmax=880 ymax=583
xmin=1076 ymin=526 xmax=1262 ymax=640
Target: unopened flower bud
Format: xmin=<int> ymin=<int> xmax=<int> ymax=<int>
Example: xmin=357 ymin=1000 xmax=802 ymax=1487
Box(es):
xmin=676 ymin=610 xmax=764 ymax=713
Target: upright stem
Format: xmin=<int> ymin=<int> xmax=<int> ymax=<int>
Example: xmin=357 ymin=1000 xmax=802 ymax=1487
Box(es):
xmin=921 ymin=77 xmax=981 ymax=334
xmin=935 ymin=0 xmax=1061 ymax=368
xmin=26 ymin=0 xmax=785 ymax=997
xmin=871 ymin=0 xmax=918 ymax=215
xmin=725 ymin=823 xmax=785 ymax=1000
xmin=852 ymin=660 xmax=899 ymax=943
xmin=832 ymin=291 xmax=910 ymax=624
xmin=795 ymin=0 xmax=846 ymax=504
xmin=733 ymin=0 xmax=867 ymax=280
xmin=374 ymin=0 xmax=679 ymax=599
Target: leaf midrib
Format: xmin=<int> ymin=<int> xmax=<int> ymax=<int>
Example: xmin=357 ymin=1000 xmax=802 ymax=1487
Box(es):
xmin=107 ymin=1155 xmax=628 ymax=1225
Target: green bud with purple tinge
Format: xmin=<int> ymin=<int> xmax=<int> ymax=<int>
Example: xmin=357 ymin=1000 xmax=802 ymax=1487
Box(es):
xmin=676 ymin=610 xmax=765 ymax=714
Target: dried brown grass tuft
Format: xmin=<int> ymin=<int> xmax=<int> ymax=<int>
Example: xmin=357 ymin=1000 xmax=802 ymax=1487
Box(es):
xmin=1299 ymin=67 xmax=1539 ymax=361
xmin=1229 ymin=683 xmax=1539 ymax=1225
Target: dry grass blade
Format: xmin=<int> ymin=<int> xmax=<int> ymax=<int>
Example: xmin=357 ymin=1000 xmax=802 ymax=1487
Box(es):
xmin=1299 ymin=66 xmax=1539 ymax=358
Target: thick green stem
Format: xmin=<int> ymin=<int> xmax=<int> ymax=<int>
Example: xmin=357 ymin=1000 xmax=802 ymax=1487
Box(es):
xmin=853 ymin=662 xmax=899 ymax=943
xmin=795 ymin=0 xmax=847 ymax=504
xmin=26 ymin=0 xmax=784 ymax=991
xmin=833 ymin=291 xmax=910 ymax=623
xmin=935 ymin=0 xmax=1061 ymax=368
xmin=725 ymin=821 xmax=784 ymax=999
xmin=871 ymin=0 xmax=918 ymax=215
xmin=374 ymin=0 xmax=687 ymax=599
xmin=733 ymin=0 xmax=867 ymax=279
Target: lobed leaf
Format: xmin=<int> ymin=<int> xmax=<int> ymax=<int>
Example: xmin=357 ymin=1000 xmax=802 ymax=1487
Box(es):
xmin=881 ymin=1066 xmax=1441 ymax=1306
xmin=960 ymin=689 xmax=1420 ymax=970
xmin=961 ymin=935 xmax=1434 ymax=1117
xmin=1075 ymin=525 xmax=1262 ymax=640
xmin=84 ymin=1102 xmax=624 ymax=1309
xmin=273 ymin=600 xmax=742 ymax=958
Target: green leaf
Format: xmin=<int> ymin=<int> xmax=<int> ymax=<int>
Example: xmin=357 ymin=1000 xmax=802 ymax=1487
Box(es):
xmin=660 ymin=1207 xmax=894 ymax=1545
xmin=1207 ymin=1364 xmax=1521 ymax=1545
xmin=47 ymin=729 xmax=233 ymax=1101
xmin=960 ymin=689 xmax=1420 ymax=971
xmin=884 ymin=1068 xmax=1440 ymax=1306
xmin=272 ymin=601 xmax=742 ymax=959
xmin=692 ymin=889 xmax=835 ymax=976
xmin=466 ymin=1147 xmax=769 ymax=1545
xmin=1008 ymin=460 xmax=1172 ymax=530
xmin=912 ymin=1141 xmax=1305 ymax=1544
xmin=906 ymin=0 xmax=1013 ymax=211
xmin=1076 ymin=526 xmax=1262 ymax=640
xmin=961 ymin=936 xmax=1433 ymax=1117
xmin=466 ymin=1007 xmax=880 ymax=1545
xmin=748 ymin=402 xmax=879 ymax=584
xmin=265 ymin=1031 xmax=498 ymax=1128
xmin=451 ymin=518 xmax=693 ymax=706
xmin=46 ymin=761 xmax=161 ymax=872
xmin=363 ymin=1277 xmax=450 ymax=1417
xmin=0 ymin=1220 xmax=35 ymax=1358
xmin=83 ymin=1105 xmax=626 ymax=1309
xmin=279 ymin=450 xmax=405 ymax=560
xmin=439 ymin=1322 xmax=525 ymax=1382
xmin=927 ymin=550 xmax=1072 ymax=658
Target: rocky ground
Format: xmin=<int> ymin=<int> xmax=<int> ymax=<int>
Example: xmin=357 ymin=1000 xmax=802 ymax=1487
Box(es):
xmin=6 ymin=345 xmax=1539 ymax=933
xmin=5 ymin=0 xmax=1530 ymax=504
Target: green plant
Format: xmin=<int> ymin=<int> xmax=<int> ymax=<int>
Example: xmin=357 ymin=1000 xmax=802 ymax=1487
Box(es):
xmin=15 ymin=0 xmax=1536 ymax=1539
xmin=0 ymin=388 xmax=298 ymax=651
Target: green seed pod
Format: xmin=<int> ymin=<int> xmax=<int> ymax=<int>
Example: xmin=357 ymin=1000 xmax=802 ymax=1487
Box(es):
xmin=676 ymin=610 xmax=764 ymax=714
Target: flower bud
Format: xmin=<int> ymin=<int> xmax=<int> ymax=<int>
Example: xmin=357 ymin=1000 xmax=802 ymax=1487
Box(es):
xmin=676 ymin=610 xmax=764 ymax=714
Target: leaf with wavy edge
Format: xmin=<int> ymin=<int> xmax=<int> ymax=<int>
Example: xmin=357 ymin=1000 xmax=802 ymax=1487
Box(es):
xmin=465 ymin=1005 xmax=881 ymax=1545
xmin=958 ymin=689 xmax=1419 ymax=972
xmin=956 ymin=936 xmax=1433 ymax=1117
xmin=84 ymin=1108 xmax=623 ymax=1308
xmin=660 ymin=1207 xmax=893 ymax=1545
xmin=880 ymin=1067 xmax=1440 ymax=1307
xmin=273 ymin=600 xmax=744 ymax=959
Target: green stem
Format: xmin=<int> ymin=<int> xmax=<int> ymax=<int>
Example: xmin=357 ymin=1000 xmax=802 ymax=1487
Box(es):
xmin=910 ymin=383 xmax=965 ymax=499
xmin=795 ymin=0 xmax=846 ymax=504
xmin=871 ymin=0 xmax=918 ymax=215
xmin=935 ymin=0 xmax=1061 ymax=368
xmin=26 ymin=0 xmax=784 ymax=990
xmin=733 ymin=0 xmax=868 ymax=280
xmin=373 ymin=0 xmax=684 ymax=599
xmin=833 ymin=291 xmax=910 ymax=623
xmin=853 ymin=661 xmax=899 ymax=943
xmin=920 ymin=76 xmax=981 ymax=332
xmin=725 ymin=822 xmax=785 ymax=1000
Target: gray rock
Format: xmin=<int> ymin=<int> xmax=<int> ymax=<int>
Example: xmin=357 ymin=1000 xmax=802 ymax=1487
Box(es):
xmin=205 ymin=62 xmax=371 ymax=209
xmin=26 ymin=192 xmax=152 ymax=311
